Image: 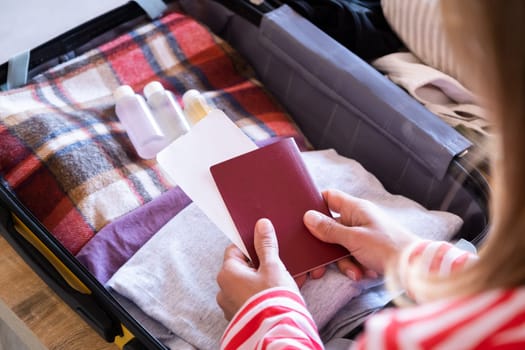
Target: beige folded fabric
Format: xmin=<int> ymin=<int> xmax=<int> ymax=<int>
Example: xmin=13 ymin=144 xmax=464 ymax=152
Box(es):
xmin=372 ymin=52 xmax=490 ymax=137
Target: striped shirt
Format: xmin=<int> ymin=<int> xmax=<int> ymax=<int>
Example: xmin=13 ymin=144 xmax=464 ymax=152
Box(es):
xmin=220 ymin=241 xmax=525 ymax=349
xmin=381 ymin=0 xmax=463 ymax=82
xmin=221 ymin=288 xmax=324 ymax=350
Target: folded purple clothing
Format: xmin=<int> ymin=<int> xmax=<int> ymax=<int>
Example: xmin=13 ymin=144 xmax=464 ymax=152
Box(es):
xmin=76 ymin=186 xmax=191 ymax=284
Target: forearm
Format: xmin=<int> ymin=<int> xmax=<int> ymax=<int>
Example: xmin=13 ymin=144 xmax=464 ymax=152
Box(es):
xmin=220 ymin=287 xmax=324 ymax=350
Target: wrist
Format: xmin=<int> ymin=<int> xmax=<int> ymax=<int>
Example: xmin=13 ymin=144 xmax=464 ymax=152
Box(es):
xmin=381 ymin=231 xmax=422 ymax=274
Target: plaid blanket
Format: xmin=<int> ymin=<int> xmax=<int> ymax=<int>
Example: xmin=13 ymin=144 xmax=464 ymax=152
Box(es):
xmin=0 ymin=10 xmax=308 ymax=254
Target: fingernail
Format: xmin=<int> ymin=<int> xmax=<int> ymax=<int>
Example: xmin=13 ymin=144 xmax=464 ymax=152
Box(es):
xmin=346 ymin=270 xmax=356 ymax=281
xmin=304 ymin=210 xmax=322 ymax=227
xmin=257 ymin=218 xmax=273 ymax=233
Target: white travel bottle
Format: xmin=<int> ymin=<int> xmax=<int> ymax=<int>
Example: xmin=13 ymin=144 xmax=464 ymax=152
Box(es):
xmin=182 ymin=89 xmax=212 ymax=126
xmin=113 ymin=85 xmax=169 ymax=159
xmin=143 ymin=81 xmax=189 ymax=143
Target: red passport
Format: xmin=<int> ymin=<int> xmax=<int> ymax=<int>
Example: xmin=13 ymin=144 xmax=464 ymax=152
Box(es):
xmin=210 ymin=137 xmax=348 ymax=277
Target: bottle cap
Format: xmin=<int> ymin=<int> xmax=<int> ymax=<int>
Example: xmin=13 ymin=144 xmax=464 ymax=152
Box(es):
xmin=143 ymin=81 xmax=165 ymax=100
xmin=113 ymin=85 xmax=135 ymax=101
xmin=182 ymin=89 xmax=201 ymax=104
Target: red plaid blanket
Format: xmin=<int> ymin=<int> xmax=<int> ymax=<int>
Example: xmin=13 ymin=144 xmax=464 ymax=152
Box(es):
xmin=0 ymin=10 xmax=308 ymax=254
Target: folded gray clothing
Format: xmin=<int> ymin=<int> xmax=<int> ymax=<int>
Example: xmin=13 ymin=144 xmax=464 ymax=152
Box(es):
xmin=110 ymin=292 xmax=178 ymax=344
xmin=320 ymin=284 xmax=396 ymax=342
xmin=325 ymin=338 xmax=356 ymax=350
xmin=107 ymin=149 xmax=463 ymax=350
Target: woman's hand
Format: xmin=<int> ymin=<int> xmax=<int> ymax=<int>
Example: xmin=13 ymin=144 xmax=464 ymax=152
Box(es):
xmin=304 ymin=189 xmax=419 ymax=276
xmin=216 ymin=218 xmax=298 ymax=320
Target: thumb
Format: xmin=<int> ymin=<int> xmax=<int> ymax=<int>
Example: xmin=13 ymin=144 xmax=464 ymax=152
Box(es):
xmin=304 ymin=210 xmax=350 ymax=246
xmin=253 ymin=218 xmax=280 ymax=266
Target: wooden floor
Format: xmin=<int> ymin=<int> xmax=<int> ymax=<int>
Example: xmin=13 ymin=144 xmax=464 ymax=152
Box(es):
xmin=0 ymin=237 xmax=117 ymax=350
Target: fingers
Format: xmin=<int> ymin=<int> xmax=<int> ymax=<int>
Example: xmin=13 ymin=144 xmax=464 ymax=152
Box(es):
xmin=295 ymin=267 xmax=327 ymax=288
xmin=253 ymin=218 xmax=280 ymax=267
xmin=336 ymin=257 xmax=364 ymax=280
xmin=223 ymin=244 xmax=250 ymax=265
xmin=321 ymin=189 xmax=344 ymax=215
xmin=294 ymin=274 xmax=307 ymax=288
xmin=310 ymin=266 xmax=326 ymax=279
xmin=304 ymin=209 xmax=351 ymax=246
xmin=306 ymin=190 xmax=373 ymax=250
xmin=323 ymin=189 xmax=370 ymax=217
xmin=322 ymin=189 xmax=357 ymax=214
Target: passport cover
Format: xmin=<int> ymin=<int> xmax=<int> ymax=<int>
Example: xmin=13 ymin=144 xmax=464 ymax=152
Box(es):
xmin=210 ymin=138 xmax=349 ymax=277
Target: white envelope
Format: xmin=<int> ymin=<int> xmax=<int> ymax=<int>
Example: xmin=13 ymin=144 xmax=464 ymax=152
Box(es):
xmin=157 ymin=109 xmax=257 ymax=257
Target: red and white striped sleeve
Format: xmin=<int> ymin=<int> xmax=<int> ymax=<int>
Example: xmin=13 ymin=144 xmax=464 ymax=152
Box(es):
xmin=354 ymin=288 xmax=525 ymax=349
xmin=402 ymin=240 xmax=478 ymax=276
xmin=220 ymin=287 xmax=324 ymax=350
xmin=397 ymin=240 xmax=479 ymax=300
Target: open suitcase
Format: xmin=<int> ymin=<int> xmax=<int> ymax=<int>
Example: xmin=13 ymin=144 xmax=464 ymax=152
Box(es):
xmin=0 ymin=1 xmax=489 ymax=349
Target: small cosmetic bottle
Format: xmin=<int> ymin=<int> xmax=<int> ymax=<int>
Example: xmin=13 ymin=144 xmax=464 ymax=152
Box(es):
xmin=113 ymin=85 xmax=169 ymax=159
xmin=182 ymin=89 xmax=212 ymax=126
xmin=143 ymin=81 xmax=189 ymax=143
